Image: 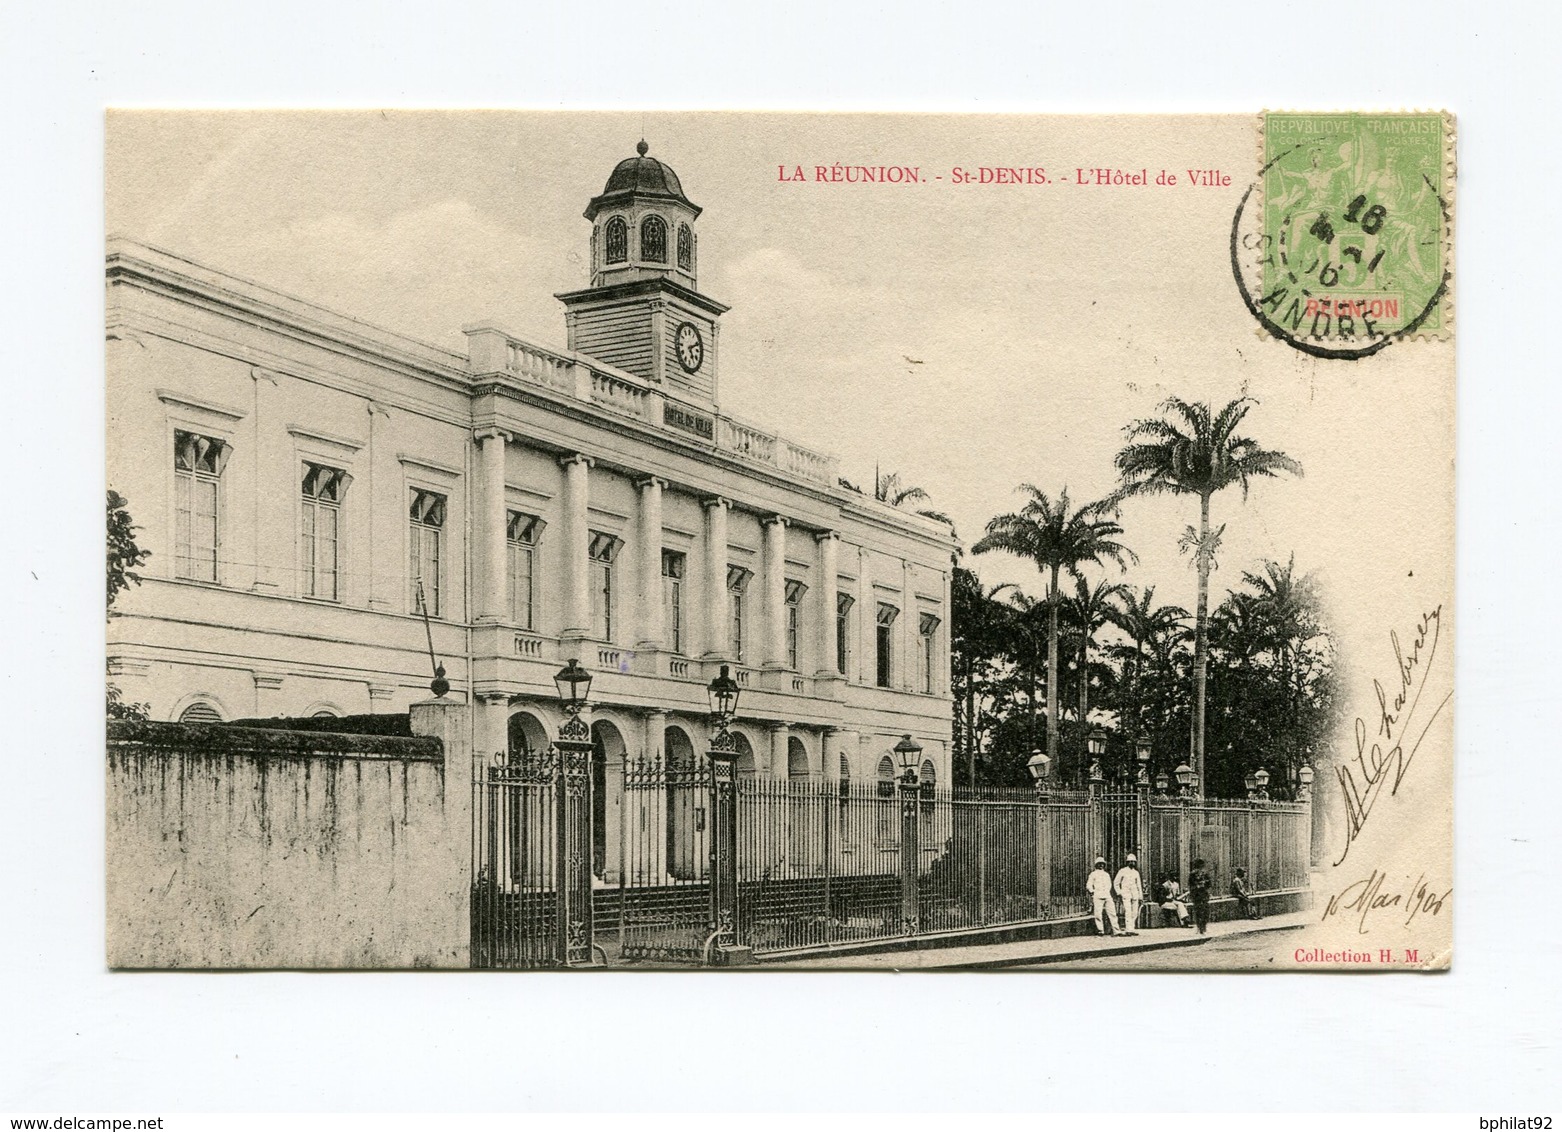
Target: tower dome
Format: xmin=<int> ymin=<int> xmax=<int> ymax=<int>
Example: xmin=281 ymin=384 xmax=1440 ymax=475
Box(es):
xmin=584 ymin=140 xmax=701 ymax=221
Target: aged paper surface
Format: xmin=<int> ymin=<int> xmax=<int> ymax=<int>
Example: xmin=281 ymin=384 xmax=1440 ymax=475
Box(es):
xmin=104 ymin=111 xmax=1453 ymax=971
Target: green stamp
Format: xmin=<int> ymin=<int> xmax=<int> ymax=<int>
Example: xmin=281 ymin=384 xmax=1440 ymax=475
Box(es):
xmin=1247 ymin=112 xmax=1451 ymax=356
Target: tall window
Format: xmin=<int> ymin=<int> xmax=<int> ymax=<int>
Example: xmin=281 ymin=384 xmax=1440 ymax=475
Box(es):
xmin=589 ymin=531 xmax=622 ymax=641
xmin=409 ymin=489 xmax=446 ymax=617
xmin=919 ymin=613 xmax=941 ymax=695
xmin=641 ymin=214 xmax=667 ymax=263
xmin=508 ymin=511 xmax=543 ymax=629
xmin=875 ymin=754 xmax=896 ymax=840
xmin=662 ymin=549 xmax=686 ymax=654
xmin=784 ymin=580 xmax=808 ymax=670
xmin=836 ymin=593 xmax=854 ymax=676
xmin=300 ymin=462 xmax=349 ymax=601
xmin=604 ymin=216 xmax=627 ymax=264
xmin=677 ymin=223 xmax=693 ymax=271
xmin=173 ymin=430 xmax=228 ymax=582
xmin=728 ymin=565 xmax=752 ymax=662
xmin=875 ymin=603 xmax=899 ymax=688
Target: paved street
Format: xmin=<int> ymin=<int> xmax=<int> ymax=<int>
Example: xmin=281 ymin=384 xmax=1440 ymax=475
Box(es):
xmin=768 ymin=911 xmax=1313 ymax=970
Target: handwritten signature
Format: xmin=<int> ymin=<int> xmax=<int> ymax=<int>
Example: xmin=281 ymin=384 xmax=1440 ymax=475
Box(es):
xmin=1334 ymin=604 xmax=1452 ymax=866
xmin=1322 ymin=870 xmax=1452 ymax=935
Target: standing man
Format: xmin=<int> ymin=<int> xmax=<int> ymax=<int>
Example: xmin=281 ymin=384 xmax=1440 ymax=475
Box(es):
xmin=1188 ymin=857 xmax=1213 ymax=935
xmin=1115 ymin=853 xmax=1145 ymax=935
xmin=1086 ymin=856 xmax=1122 ymax=937
xmin=1232 ymin=867 xmax=1257 ymax=919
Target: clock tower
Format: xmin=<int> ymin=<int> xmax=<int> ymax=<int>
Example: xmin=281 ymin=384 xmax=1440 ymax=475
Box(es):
xmin=556 ymin=141 xmax=729 ymax=406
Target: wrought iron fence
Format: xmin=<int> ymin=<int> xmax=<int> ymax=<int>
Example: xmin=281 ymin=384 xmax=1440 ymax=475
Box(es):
xmin=472 ymin=738 xmax=1314 ymax=966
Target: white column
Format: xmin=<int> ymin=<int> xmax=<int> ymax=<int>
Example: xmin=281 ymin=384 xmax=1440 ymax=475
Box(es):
xmin=636 ymin=477 xmax=666 ymax=650
xmin=902 ymin=558 xmax=917 ymax=692
xmin=365 ymin=401 xmax=393 ymax=610
xmin=814 ymin=532 xmax=839 ymax=677
xmin=475 ymin=429 xmax=509 ymax=623
xmin=857 ymin=547 xmax=874 ymax=685
xmin=770 ymin=721 xmax=791 ymax=778
xmin=761 ymin=516 xmax=788 ymax=669
xmin=559 ymin=454 xmax=592 ymax=639
xmin=643 ymin=710 xmax=668 ymax=882
xmin=250 ymin=367 xmax=282 ymax=592
xmin=702 ymin=497 xmax=729 ymax=659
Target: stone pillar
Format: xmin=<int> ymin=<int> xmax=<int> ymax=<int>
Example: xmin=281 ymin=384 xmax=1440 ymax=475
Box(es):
xmin=365 ymin=401 xmax=394 ymax=611
xmin=252 ymin=671 xmax=284 ymax=716
xmin=702 ymin=497 xmax=730 ymax=659
xmin=409 ymin=695 xmax=474 ymax=968
xmin=475 ymin=429 xmax=510 ymax=623
xmin=474 ymin=692 xmax=510 ymax=767
xmin=250 ymin=367 xmax=282 ymax=593
xmin=636 ymin=477 xmax=666 ymax=651
xmin=899 ymin=775 xmax=921 ymax=934
xmin=641 ymin=710 xmax=669 ymax=883
xmin=901 ymin=559 xmax=917 ymax=693
xmin=762 ymin=516 xmax=788 ymax=669
xmin=559 ymin=454 xmax=592 ymax=640
xmin=769 ymin=720 xmax=791 ymax=779
xmin=814 ymin=532 xmax=840 ymax=679
xmin=857 ymin=548 xmax=874 ymax=685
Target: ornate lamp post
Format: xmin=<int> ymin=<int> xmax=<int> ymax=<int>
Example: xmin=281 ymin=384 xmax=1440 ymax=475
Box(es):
xmin=549 ymin=658 xmax=595 ymax=966
xmin=1154 ymin=771 xmax=1170 ymax=795
xmin=1026 ymin=748 xmax=1052 ymax=916
xmin=704 ymin=665 xmax=749 ymax=964
xmin=1086 ymin=726 xmax=1107 ymax=783
xmin=893 ymin=733 xmax=923 ymax=936
xmin=1253 ymin=767 xmax=1271 ymax=801
xmin=1297 ymin=763 xmax=1315 ymax=802
xmin=1244 ymin=770 xmax=1259 ymax=800
xmin=1174 ymin=760 xmax=1195 ymax=798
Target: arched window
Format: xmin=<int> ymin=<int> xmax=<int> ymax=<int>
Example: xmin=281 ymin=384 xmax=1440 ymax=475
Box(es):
xmin=179 ymin=700 xmax=222 ymax=724
xmin=677 ymin=223 xmax=693 ymax=271
xmin=876 ymin=754 xmax=897 ymax=842
xmin=640 ymin=215 xmax=667 ymax=263
xmin=876 ymin=755 xmax=896 ymax=796
xmin=604 ymin=217 xmax=628 ymax=264
xmin=838 ymin=753 xmax=851 ymax=802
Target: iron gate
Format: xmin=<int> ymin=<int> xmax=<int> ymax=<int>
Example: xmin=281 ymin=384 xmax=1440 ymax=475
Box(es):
xmin=471 ymin=736 xmax=594 ymax=969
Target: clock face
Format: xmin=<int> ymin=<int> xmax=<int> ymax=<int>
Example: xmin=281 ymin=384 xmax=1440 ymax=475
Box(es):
xmin=675 ymin=321 xmax=704 ymax=373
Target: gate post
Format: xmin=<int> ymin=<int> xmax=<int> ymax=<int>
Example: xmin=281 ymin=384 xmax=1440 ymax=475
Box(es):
xmin=899 ymin=771 xmax=922 ymax=935
xmin=409 ymin=694 xmax=473 ymax=969
xmin=553 ymin=711 xmax=596 ymax=967
xmin=1033 ymin=783 xmax=1051 ymax=919
xmin=706 ymin=725 xmax=752 ymax=965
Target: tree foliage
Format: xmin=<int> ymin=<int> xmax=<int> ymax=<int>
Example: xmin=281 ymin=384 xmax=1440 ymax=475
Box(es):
xmin=107 ymin=490 xmax=151 ymax=720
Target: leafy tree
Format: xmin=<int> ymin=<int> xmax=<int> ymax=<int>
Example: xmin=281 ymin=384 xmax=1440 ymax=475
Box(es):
xmin=971 ymin=487 xmax=1134 ymax=781
xmin=107 ymin=490 xmax=151 ymax=720
xmin=950 ymin=568 xmax=1020 ymax=786
xmin=1113 ymin=396 xmax=1301 ymax=788
xmin=1061 ymin=576 xmax=1129 ymax=727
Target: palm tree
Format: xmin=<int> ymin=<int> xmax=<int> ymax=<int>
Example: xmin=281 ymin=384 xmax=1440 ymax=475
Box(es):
xmin=841 ymin=469 xmax=956 ymax=530
xmin=972 ymin=487 xmax=1135 ymax=778
xmin=1062 ymin=576 xmax=1129 ymax=728
xmin=1106 ymin=584 xmax=1189 ymax=750
xmin=1113 ymin=396 xmax=1302 ymax=788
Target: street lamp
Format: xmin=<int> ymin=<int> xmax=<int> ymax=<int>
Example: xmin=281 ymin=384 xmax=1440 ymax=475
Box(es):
xmin=894 ymin=733 xmax=924 ymax=786
xmin=553 ymin=658 xmax=593 ymax=715
xmin=1134 ymin=734 xmax=1152 ymax=787
xmin=1254 ymin=767 xmax=1271 ymax=800
xmin=1244 ymin=770 xmax=1259 ymax=799
xmin=1154 ymin=771 xmax=1170 ymax=795
xmin=1174 ymin=761 xmax=1194 ymax=797
xmin=1026 ymin=749 xmax=1051 ymax=795
xmin=1086 ymin=726 xmax=1107 ymax=785
xmin=1297 ymin=763 xmax=1315 ymax=801
xmin=707 ymin=664 xmax=741 ymax=725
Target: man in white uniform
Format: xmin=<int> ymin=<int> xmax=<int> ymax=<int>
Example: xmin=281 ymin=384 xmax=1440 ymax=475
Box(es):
xmin=1114 ymin=853 xmax=1145 ymax=935
xmin=1086 ymin=856 xmax=1122 ymax=936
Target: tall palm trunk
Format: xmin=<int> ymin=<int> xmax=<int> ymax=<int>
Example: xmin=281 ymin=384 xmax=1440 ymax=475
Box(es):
xmin=1192 ymin=492 xmax=1212 ymax=788
xmin=1047 ymin=563 xmax=1061 ymax=776
xmin=965 ymin=651 xmax=976 ymax=787
xmin=1078 ymin=635 xmax=1090 ymax=729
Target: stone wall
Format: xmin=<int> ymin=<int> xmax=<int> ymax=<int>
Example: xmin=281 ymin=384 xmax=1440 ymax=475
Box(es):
xmin=106 ymin=701 xmax=471 ymax=968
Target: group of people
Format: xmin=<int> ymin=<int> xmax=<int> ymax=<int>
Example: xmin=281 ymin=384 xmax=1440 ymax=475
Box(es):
xmin=1085 ymin=856 xmax=1260 ymax=937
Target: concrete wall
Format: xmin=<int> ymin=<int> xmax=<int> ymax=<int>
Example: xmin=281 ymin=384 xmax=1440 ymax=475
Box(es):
xmin=106 ymin=701 xmax=471 ymax=969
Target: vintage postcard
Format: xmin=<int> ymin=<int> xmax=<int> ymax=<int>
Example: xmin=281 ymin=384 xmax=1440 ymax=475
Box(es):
xmin=104 ymin=111 xmax=1454 ymax=971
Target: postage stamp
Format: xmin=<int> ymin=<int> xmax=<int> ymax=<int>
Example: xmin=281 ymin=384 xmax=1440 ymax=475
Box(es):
xmin=1237 ymin=111 xmax=1453 ymax=357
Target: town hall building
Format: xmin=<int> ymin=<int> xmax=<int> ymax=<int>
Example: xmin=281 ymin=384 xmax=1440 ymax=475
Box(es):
xmin=106 ymin=140 xmax=957 ymax=879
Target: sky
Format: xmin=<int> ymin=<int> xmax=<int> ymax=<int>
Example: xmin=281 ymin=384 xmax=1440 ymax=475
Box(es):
xmin=106 ymin=111 xmax=1454 ymax=700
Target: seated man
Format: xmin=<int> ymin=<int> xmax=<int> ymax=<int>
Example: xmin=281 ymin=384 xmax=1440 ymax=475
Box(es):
xmin=1232 ymin=867 xmax=1258 ymax=919
xmin=1158 ymin=876 xmax=1190 ymax=927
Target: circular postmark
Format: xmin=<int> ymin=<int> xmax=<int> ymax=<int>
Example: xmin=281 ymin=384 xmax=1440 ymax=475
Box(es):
xmin=1232 ymin=112 xmax=1452 ymax=360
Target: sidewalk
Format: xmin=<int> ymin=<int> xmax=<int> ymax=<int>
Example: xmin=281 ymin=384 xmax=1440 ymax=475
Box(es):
xmin=766 ymin=911 xmax=1312 ymax=970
